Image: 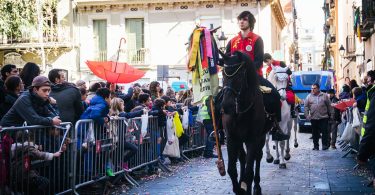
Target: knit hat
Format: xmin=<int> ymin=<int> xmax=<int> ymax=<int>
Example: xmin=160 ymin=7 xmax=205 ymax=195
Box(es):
xmin=31 ymin=76 xmax=51 ymax=87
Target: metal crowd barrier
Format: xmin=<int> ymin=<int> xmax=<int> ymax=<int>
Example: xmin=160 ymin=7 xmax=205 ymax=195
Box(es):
xmin=0 ymin=122 xmax=74 ymax=195
xmin=180 ymin=118 xmax=207 ymax=161
xmin=0 ymin=114 xmax=208 ymax=194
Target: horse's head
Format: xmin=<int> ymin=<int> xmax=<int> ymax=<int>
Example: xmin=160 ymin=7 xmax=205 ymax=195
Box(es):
xmin=267 ymin=66 xmax=289 ymax=99
xmin=219 ymin=51 xmax=259 ymax=115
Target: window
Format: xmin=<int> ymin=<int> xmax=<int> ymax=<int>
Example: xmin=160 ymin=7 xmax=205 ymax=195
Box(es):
xmin=302 ymin=74 xmax=321 ymax=85
xmin=93 ymin=20 xmax=107 ymax=61
xmin=125 ymin=18 xmax=145 ymax=64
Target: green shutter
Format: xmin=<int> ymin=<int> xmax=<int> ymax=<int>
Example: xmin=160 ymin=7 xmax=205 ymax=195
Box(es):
xmin=93 ymin=19 xmax=107 ymax=61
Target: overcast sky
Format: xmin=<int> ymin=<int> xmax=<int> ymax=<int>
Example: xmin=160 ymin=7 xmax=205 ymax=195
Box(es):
xmin=295 ymin=0 xmax=325 ymax=42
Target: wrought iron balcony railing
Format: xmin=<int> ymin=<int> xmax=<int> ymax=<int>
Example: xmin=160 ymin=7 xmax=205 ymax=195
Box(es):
xmin=362 ymin=0 xmax=375 ymax=29
xmin=0 ymin=26 xmax=72 ymax=45
xmin=94 ymin=48 xmax=149 ymax=65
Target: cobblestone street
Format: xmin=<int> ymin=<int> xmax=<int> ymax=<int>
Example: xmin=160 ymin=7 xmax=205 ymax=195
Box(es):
xmin=125 ymin=133 xmax=375 ymax=195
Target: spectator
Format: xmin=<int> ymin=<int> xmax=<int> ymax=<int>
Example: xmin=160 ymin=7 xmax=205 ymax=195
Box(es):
xmin=339 ymin=84 xmax=351 ymax=100
xmin=345 ymin=76 xmax=351 ymax=86
xmin=79 ymin=87 xmax=89 ymax=110
xmin=357 ymin=70 xmax=375 ymax=188
xmin=11 ymin=131 xmax=62 ymax=194
xmin=109 ymin=98 xmax=144 ymax=170
xmin=76 ymin=80 xmax=87 ymax=90
xmin=149 ymin=81 xmax=161 ymax=100
xmin=132 ymin=93 xmax=152 ymax=111
xmin=352 ymin=87 xmax=367 ymax=113
xmin=87 ymin=82 xmax=101 ymax=102
xmin=199 ymin=96 xmax=218 ymax=158
xmin=1 ymin=76 xmax=61 ymax=127
xmin=80 ymin=88 xmax=112 ymax=176
xmin=0 ymin=64 xmax=18 ymax=105
xmin=20 ymin=62 xmax=40 ymax=89
xmin=327 ymin=89 xmax=341 ymax=149
xmin=49 ymin=69 xmax=83 ymax=124
xmin=304 ymin=83 xmax=333 ymax=150
xmin=125 ymin=86 xmax=142 ymax=112
xmin=166 ymin=87 xmax=176 ymax=99
xmin=0 ymin=76 xmax=23 ymax=119
xmin=176 ymin=90 xmax=184 ymax=103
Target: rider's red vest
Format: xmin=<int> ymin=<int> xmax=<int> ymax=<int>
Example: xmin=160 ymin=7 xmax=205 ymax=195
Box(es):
xmin=266 ymin=60 xmax=281 ymax=75
xmin=230 ymin=31 xmax=262 ymax=76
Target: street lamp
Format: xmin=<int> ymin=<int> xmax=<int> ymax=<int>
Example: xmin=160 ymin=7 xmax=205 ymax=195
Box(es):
xmin=339 ymin=45 xmax=345 ymax=57
xmin=217 ymin=31 xmax=228 ymax=52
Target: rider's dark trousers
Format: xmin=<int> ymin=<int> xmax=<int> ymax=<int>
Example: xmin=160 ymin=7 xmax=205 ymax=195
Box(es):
xmin=258 ymin=76 xmax=282 ymax=122
xmin=311 ymin=118 xmax=329 ymax=148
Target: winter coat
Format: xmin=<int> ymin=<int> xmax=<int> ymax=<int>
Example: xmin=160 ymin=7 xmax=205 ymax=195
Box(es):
xmin=0 ymin=91 xmax=57 ymax=127
xmin=357 ymin=85 xmax=375 ymax=161
xmin=11 ymin=142 xmax=54 ymax=181
xmin=329 ymin=96 xmax=341 ymax=122
xmin=339 ymin=91 xmax=351 ymax=100
xmin=80 ymin=95 xmax=109 ymax=125
xmin=355 ymin=93 xmax=367 ymax=113
xmin=50 ymin=83 xmax=83 ymax=124
xmin=304 ymin=92 xmax=333 ymax=120
xmin=0 ymin=92 xmax=18 ymax=119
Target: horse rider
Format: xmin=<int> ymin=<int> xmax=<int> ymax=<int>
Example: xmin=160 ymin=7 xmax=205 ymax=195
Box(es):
xmin=264 ymin=53 xmax=296 ymax=118
xmin=225 ymin=10 xmax=288 ymax=140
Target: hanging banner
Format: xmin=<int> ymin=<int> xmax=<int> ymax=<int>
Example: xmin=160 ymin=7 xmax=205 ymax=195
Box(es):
xmin=192 ymin=68 xmax=219 ymax=104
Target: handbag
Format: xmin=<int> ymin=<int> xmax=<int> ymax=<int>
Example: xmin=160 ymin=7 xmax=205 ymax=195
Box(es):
xmin=141 ymin=113 xmax=149 ymax=137
xmin=182 ymin=109 xmax=189 ymax=130
xmin=173 ymin=113 xmax=184 ymax=138
xmin=352 ymin=107 xmax=361 ymax=128
xmin=340 ymin=122 xmax=354 ymax=142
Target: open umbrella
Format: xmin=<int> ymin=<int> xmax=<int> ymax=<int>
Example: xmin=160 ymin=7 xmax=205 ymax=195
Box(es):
xmin=85 ymin=38 xmax=146 ymax=83
xmin=332 ymin=99 xmax=355 ymax=111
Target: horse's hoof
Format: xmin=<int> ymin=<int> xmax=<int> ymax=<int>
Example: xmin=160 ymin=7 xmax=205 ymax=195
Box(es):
xmin=266 ymin=156 xmax=274 ymax=163
xmin=279 ymin=163 xmax=287 ymax=169
xmin=273 ymin=145 xmax=276 ymax=150
xmin=284 ymin=153 xmax=291 ymax=161
xmin=294 ymin=143 xmax=299 ymax=148
xmin=234 ymin=188 xmax=246 ymax=195
xmin=273 ymin=159 xmax=280 ymax=164
xmin=253 ymin=185 xmax=262 ymax=195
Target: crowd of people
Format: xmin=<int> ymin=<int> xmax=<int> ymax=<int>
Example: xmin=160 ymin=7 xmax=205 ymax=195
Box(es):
xmin=0 ymin=62 xmax=220 ymax=193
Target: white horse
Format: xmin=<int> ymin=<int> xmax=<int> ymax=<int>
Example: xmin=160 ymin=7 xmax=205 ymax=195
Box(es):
xmin=265 ymin=66 xmax=292 ymax=169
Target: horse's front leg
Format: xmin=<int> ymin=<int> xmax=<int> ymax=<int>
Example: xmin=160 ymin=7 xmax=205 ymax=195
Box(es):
xmin=227 ymin=139 xmax=244 ymax=194
xmin=239 ymin=145 xmax=247 ymax=188
xmin=245 ymin=142 xmax=256 ymax=195
xmin=265 ymin=133 xmax=274 ymax=163
xmin=279 ymin=140 xmax=287 ymax=169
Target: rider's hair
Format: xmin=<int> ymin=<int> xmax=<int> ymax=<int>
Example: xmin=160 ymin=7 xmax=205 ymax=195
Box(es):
xmin=263 ymin=53 xmax=272 ymax=62
xmin=237 ymin=11 xmax=256 ymax=31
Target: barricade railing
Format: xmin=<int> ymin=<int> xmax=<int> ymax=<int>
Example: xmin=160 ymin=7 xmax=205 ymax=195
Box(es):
xmin=180 ymin=118 xmax=207 ymax=160
xmin=0 ymin=114 xmax=208 ymax=194
xmin=0 ymin=122 xmax=73 ymax=195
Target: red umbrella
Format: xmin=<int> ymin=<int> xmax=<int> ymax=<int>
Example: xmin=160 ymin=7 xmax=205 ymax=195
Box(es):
xmin=332 ymin=99 xmax=355 ymax=111
xmin=86 ymin=60 xmax=145 ymax=83
xmin=85 ymin=38 xmax=146 ymax=83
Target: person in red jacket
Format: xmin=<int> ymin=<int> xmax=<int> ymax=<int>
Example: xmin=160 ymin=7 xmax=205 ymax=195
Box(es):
xmin=263 ymin=53 xmax=292 ymax=77
xmin=224 ymin=11 xmax=287 ymax=140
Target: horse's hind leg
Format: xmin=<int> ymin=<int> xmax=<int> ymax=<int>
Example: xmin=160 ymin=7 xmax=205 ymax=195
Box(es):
xmin=279 ymin=140 xmax=287 ymax=169
xmin=239 ymin=146 xmax=247 ymax=187
xmin=293 ymin=118 xmax=299 ymax=148
xmin=265 ymin=133 xmax=274 ymax=163
xmin=285 ymin=138 xmax=291 ymax=161
xmin=273 ymin=141 xmax=280 ymax=164
xmin=227 ymin=140 xmax=243 ymax=194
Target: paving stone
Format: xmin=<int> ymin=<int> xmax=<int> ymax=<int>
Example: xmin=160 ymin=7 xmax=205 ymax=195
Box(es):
xmin=122 ymin=133 xmax=375 ymax=194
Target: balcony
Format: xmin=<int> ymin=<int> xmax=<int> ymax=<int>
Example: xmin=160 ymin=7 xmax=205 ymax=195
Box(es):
xmin=0 ymin=26 xmax=72 ymax=49
xmin=362 ymin=0 xmax=375 ymax=29
xmin=346 ymin=35 xmax=356 ymax=53
xmin=94 ymin=48 xmax=149 ymax=65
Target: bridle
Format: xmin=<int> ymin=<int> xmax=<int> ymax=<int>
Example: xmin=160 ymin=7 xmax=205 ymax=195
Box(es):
xmin=222 ymin=62 xmax=254 ymax=114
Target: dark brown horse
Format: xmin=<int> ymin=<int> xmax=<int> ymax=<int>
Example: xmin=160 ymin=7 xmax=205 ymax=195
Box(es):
xmin=218 ymin=51 xmax=266 ymax=195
